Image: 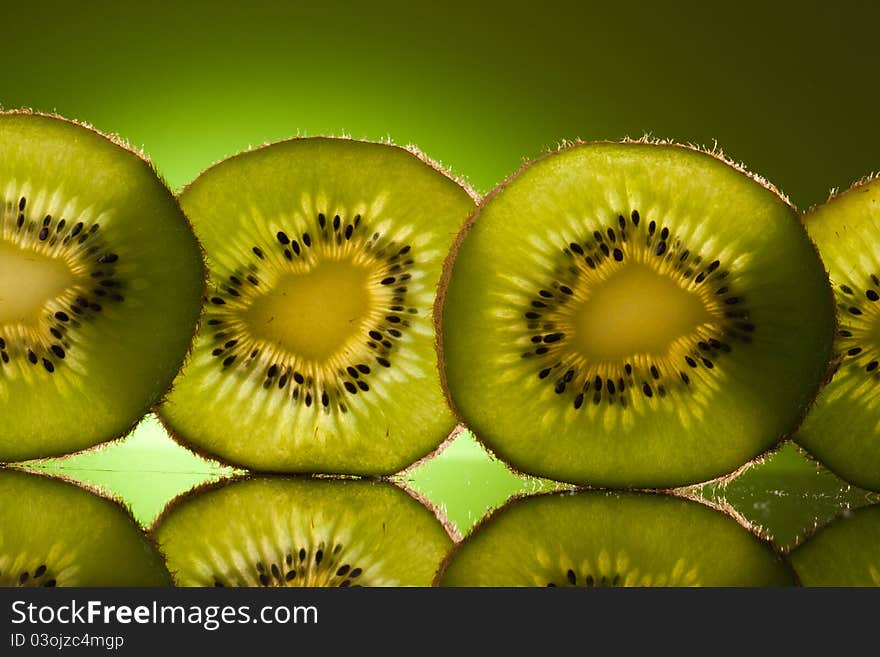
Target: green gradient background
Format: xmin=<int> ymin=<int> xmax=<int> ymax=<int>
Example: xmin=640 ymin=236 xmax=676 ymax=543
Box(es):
xmin=4 ymin=1 xmax=880 ymax=549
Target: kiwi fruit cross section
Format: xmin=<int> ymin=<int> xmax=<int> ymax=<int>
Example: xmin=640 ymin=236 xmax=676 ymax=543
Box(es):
xmin=796 ymin=177 xmax=880 ymax=491
xmin=0 ymin=112 xmax=203 ymax=461
xmin=159 ymin=138 xmax=476 ymax=474
xmin=790 ymin=504 xmax=880 ymax=586
xmin=0 ymin=468 xmax=170 ymax=587
xmin=437 ymin=491 xmax=796 ymax=587
xmin=152 ymin=476 xmax=455 ymax=587
xmin=440 ymin=142 xmax=835 ymax=487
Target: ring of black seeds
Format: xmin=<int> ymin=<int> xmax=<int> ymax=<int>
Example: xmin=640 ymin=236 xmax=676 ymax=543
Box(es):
xmin=546 ymin=568 xmax=622 ymax=587
xmin=0 ymin=563 xmax=58 ymax=587
xmin=210 ymin=542 xmax=366 ymax=588
xmin=522 ymin=209 xmax=755 ymax=408
xmin=1 ymin=195 xmax=125 ymax=375
xmin=834 ymin=275 xmax=880 ymax=375
xmin=203 ymin=211 xmax=417 ymax=415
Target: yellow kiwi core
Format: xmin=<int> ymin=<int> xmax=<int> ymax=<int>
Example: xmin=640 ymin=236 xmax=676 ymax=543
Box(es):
xmin=243 ymin=259 xmax=373 ymax=362
xmin=0 ymin=242 xmax=77 ymax=324
xmin=572 ymin=262 xmax=714 ymax=361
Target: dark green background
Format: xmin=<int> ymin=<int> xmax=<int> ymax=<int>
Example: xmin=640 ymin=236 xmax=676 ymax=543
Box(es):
xmin=4 ymin=0 xmax=879 ymax=547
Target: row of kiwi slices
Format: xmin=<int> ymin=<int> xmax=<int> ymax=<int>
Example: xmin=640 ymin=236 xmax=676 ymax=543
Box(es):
xmin=6 ymin=466 xmax=878 ymax=587
xmin=1 ymin=110 xmax=878 ymax=493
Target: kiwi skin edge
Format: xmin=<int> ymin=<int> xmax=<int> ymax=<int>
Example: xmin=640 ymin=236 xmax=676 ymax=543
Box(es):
xmin=433 ymin=137 xmax=837 ymax=490
xmin=0 ymin=108 xmax=208 ymax=464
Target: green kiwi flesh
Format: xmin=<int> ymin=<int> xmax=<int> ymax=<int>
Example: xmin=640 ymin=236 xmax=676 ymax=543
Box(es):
xmin=796 ymin=177 xmax=880 ymax=491
xmin=790 ymin=504 xmax=880 ymax=586
xmin=0 ymin=468 xmax=170 ymax=586
xmin=440 ymin=142 xmax=834 ymax=487
xmin=152 ymin=476 xmax=454 ymax=587
xmin=437 ymin=490 xmax=795 ymax=587
xmin=158 ymin=138 xmax=475 ymax=473
xmin=0 ymin=112 xmax=204 ymax=461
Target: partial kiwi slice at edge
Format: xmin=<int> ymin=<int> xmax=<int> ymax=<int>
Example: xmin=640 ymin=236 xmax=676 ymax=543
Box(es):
xmin=440 ymin=141 xmax=834 ymax=487
xmin=0 ymin=112 xmax=204 ymax=460
xmin=152 ymin=476 xmax=455 ymax=587
xmin=0 ymin=467 xmax=171 ymax=586
xmin=437 ymin=490 xmax=796 ymax=587
xmin=790 ymin=504 xmax=880 ymax=586
xmin=158 ymin=137 xmax=476 ymax=473
xmin=796 ymin=176 xmax=880 ymax=491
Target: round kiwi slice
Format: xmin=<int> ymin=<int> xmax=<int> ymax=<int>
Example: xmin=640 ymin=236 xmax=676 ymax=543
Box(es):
xmin=437 ymin=490 xmax=795 ymax=587
xmin=790 ymin=504 xmax=880 ymax=586
xmin=152 ymin=476 xmax=455 ymax=587
xmin=0 ymin=467 xmax=170 ymax=586
xmin=439 ymin=141 xmax=834 ymax=487
xmin=157 ymin=138 xmax=476 ymax=473
xmin=0 ymin=112 xmax=204 ymax=461
xmin=796 ymin=177 xmax=880 ymax=491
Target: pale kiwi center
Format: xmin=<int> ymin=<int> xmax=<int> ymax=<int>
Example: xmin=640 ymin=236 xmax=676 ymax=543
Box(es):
xmin=572 ymin=262 xmax=713 ymax=361
xmin=0 ymin=242 xmax=77 ymax=324
xmin=243 ymin=259 xmax=372 ymax=362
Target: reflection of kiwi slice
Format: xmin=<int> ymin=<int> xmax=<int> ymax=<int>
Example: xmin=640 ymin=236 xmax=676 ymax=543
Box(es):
xmin=797 ymin=177 xmax=880 ymax=491
xmin=0 ymin=468 xmax=170 ymax=586
xmin=440 ymin=142 xmax=834 ymax=487
xmin=438 ymin=490 xmax=795 ymax=587
xmin=152 ymin=476 xmax=455 ymax=587
xmin=0 ymin=112 xmax=204 ymax=461
xmin=158 ymin=138 xmax=475 ymax=473
xmin=791 ymin=504 xmax=880 ymax=586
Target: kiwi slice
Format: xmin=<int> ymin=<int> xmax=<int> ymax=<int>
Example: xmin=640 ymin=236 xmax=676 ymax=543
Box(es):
xmin=790 ymin=504 xmax=880 ymax=586
xmin=158 ymin=138 xmax=475 ymax=473
xmin=437 ymin=490 xmax=795 ymax=587
xmin=440 ymin=142 xmax=834 ymax=487
xmin=796 ymin=177 xmax=880 ymax=491
xmin=0 ymin=112 xmax=203 ymax=461
xmin=0 ymin=467 xmax=170 ymax=586
xmin=152 ymin=476 xmax=455 ymax=587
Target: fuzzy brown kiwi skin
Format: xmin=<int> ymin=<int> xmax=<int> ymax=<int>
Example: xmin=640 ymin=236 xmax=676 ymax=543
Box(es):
xmin=0 ymin=109 xmax=208 ymax=464
xmin=1 ymin=464 xmax=173 ymax=585
xmin=155 ymin=135 xmax=477 ymax=474
xmin=433 ymin=137 xmax=837 ymax=489
xmin=172 ymin=134 xmax=480 ymax=203
xmin=431 ymin=487 xmax=799 ymax=586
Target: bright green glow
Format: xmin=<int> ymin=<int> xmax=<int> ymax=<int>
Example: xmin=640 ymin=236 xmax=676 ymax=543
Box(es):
xmin=22 ymin=416 xmax=238 ymax=527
